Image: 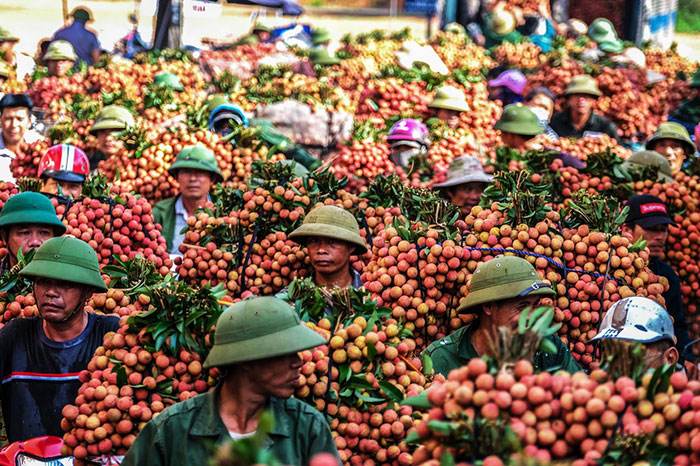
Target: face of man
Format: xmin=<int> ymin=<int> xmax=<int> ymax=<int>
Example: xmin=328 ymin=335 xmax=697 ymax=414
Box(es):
xmin=500 ymin=131 xmax=531 ymax=151
xmin=652 ymin=139 xmax=686 ymax=173
xmin=482 ymin=295 xmax=541 ymax=331
xmin=445 ymin=182 xmax=488 ymax=216
xmin=644 ymin=340 xmax=678 ymax=369
xmin=35 ymin=277 xmax=87 ymax=323
xmin=436 ymin=108 xmax=462 ymax=129
xmin=177 ymin=169 xmax=214 ymax=201
xmin=568 ymin=93 xmax=595 ymax=117
xmin=96 ymin=129 xmax=124 ymax=157
xmin=47 ymin=59 xmax=74 ymax=77
xmin=306 ymin=236 xmax=354 ymax=278
xmin=626 ymin=223 xmax=668 ymax=258
xmin=3 ymin=224 xmax=54 ymax=259
xmin=528 ymin=93 xmax=554 ymax=120
xmin=239 ymin=352 xmax=304 ymax=399
xmin=42 ymin=177 xmax=83 ymax=199
xmin=1 ymin=107 xmax=30 ymax=146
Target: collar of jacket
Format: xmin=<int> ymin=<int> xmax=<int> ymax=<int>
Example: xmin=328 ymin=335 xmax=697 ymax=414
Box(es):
xmin=189 ymin=384 xmax=292 ymax=438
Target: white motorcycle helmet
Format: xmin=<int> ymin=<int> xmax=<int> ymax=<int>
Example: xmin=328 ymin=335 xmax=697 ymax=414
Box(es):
xmin=591 ymin=296 xmax=675 ymax=345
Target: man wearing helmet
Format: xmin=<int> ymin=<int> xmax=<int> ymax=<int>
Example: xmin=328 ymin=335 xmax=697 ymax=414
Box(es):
xmin=423 ymin=256 xmax=581 ymax=376
xmin=0 ymin=192 xmax=66 ymax=276
xmin=122 ymin=296 xmax=339 ymax=466
xmin=591 ymin=296 xmax=679 ymax=369
xmin=38 ymin=144 xmax=90 ymax=199
xmin=87 ymin=105 xmax=134 ymax=172
xmin=622 ymin=195 xmax=690 ymax=358
xmin=288 ymin=205 xmax=367 ymax=290
xmin=433 ymin=156 xmax=493 ymax=216
xmin=42 ymin=40 xmax=77 ymax=78
xmin=0 ymin=237 xmax=118 ymax=442
xmin=428 ymin=85 xmax=470 ymax=129
xmin=644 ymin=122 xmax=696 ymax=175
xmin=387 ymin=119 xmax=431 ymax=170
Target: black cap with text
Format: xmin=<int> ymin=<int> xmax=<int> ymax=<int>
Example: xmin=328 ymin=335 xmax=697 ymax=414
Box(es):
xmin=625 ymin=194 xmax=677 ymax=229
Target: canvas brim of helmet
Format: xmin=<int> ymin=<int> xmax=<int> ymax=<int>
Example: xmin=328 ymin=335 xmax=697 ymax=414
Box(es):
xmin=564 ymin=85 xmax=602 ymax=98
xmin=589 ymin=325 xmax=674 ymax=344
xmin=89 ymin=118 xmax=128 ymax=133
xmin=288 ymin=223 xmax=368 ymax=254
xmin=647 ymin=134 xmax=696 ymax=157
xmin=20 ymin=258 xmax=108 ymax=291
xmin=168 ymin=160 xmax=224 ymax=183
xmin=494 ymin=120 xmax=544 ymax=136
xmin=203 ymin=322 xmax=326 ymax=368
xmin=428 ymin=98 xmax=470 ymax=113
xmin=457 ymin=279 xmax=554 ymax=314
xmin=40 ymin=169 xmax=87 ymax=183
xmin=0 ymin=209 xmax=67 ymax=235
xmin=433 ymin=172 xmax=494 ymax=188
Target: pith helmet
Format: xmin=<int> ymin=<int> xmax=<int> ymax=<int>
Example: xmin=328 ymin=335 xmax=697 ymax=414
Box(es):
xmin=203 ymin=296 xmax=326 ymax=368
xmin=309 ymin=49 xmax=340 ymax=66
xmin=598 ymin=39 xmax=624 ymax=54
xmin=168 ymin=145 xmax=224 ymax=182
xmin=153 ymin=72 xmax=184 ymax=91
xmin=204 ymin=94 xmax=230 ymax=114
xmin=288 ymin=205 xmax=367 ymax=254
xmin=621 ymin=150 xmax=674 ymax=183
xmin=494 ymin=103 xmax=544 ymax=136
xmin=429 ymin=85 xmax=470 ymax=113
xmin=444 ymin=23 xmax=466 ymax=35
xmin=457 ymin=255 xmax=555 ymax=314
xmin=588 ymin=18 xmax=619 ymax=44
xmin=646 ymin=122 xmax=696 ymax=156
xmin=488 ymin=10 xmax=516 ymax=36
xmin=433 ymin=155 xmax=493 ymax=188
xmin=590 ymin=296 xmax=675 ymax=344
xmin=311 ymin=28 xmax=331 ymax=45
xmin=89 ymin=105 xmax=135 ymax=133
xmin=20 ymin=236 xmax=107 ymax=291
xmin=0 ymin=27 xmax=18 ymax=42
xmin=0 ymin=192 xmax=67 ymax=235
xmin=43 ymin=40 xmax=77 ymax=62
xmin=252 ymin=22 xmax=272 ymax=33
xmin=564 ymin=74 xmax=602 ymax=97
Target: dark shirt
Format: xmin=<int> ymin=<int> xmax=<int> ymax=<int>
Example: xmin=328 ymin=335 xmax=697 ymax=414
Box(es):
xmin=88 ymin=151 xmax=106 ymax=173
xmin=550 ymin=109 xmax=620 ymax=142
xmin=0 ymin=313 xmax=119 ymax=442
xmin=649 ymin=257 xmax=691 ymax=358
xmin=52 ymin=22 xmax=100 ymax=65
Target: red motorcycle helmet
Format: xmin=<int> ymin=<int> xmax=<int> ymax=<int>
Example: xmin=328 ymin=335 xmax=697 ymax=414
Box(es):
xmin=0 ymin=436 xmax=66 ymax=466
xmin=38 ymin=144 xmax=90 ymax=183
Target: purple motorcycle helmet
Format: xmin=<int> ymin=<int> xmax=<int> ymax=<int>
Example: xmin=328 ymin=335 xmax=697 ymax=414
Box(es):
xmin=387 ymin=119 xmax=431 ymax=168
xmin=488 ymin=69 xmax=528 ymax=96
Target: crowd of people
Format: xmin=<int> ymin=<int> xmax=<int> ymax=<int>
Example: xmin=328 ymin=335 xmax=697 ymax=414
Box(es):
xmin=0 ymin=2 xmax=698 ymax=465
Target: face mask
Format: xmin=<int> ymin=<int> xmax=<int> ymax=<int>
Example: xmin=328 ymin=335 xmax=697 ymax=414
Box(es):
xmin=390 ymin=148 xmax=422 ymax=168
xmin=528 ymin=106 xmax=550 ymax=122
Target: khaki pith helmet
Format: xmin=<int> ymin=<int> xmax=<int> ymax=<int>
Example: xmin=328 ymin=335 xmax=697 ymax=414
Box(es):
xmin=646 ymin=122 xmax=696 ymax=156
xmin=429 ymin=85 xmax=470 ymax=113
xmin=43 ymin=40 xmax=77 ymax=62
xmin=444 ymin=23 xmax=466 ymax=35
xmin=494 ymin=103 xmax=544 ymax=136
xmin=488 ymin=10 xmax=516 ymax=35
xmin=288 ymin=205 xmax=367 ymax=254
xmin=621 ymin=150 xmax=674 ymax=183
xmin=564 ymin=74 xmax=602 ymax=97
xmin=0 ymin=27 xmax=19 ymax=42
xmin=457 ymin=255 xmax=555 ymax=314
xmin=203 ymin=296 xmax=326 ymax=368
xmin=89 ymin=105 xmax=135 ymax=133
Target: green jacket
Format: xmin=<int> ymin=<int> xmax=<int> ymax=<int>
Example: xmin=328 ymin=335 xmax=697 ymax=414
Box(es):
xmin=121 ymin=387 xmax=340 ymax=466
xmin=422 ymin=322 xmax=582 ymax=377
xmin=153 ymin=196 xmax=178 ymax=253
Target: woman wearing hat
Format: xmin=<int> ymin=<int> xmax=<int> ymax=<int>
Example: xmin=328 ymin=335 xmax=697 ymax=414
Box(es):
xmin=549 ymin=74 xmax=620 ymax=141
xmin=645 ymin=122 xmax=696 ymax=174
xmin=122 ymin=296 xmax=339 ymax=466
xmin=434 ymin=156 xmax=493 ymax=216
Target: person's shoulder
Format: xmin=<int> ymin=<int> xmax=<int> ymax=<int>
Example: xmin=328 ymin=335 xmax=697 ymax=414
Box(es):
xmin=423 ymin=325 xmax=469 ymax=356
xmin=91 ymin=313 xmax=120 ymax=332
xmin=276 ymin=397 xmax=322 ymax=418
xmin=154 ymin=196 xmax=177 ymax=211
xmin=0 ymin=316 xmax=38 ymax=337
xmin=148 ymin=391 xmax=210 ymax=427
xmin=653 ymin=258 xmax=680 ymax=281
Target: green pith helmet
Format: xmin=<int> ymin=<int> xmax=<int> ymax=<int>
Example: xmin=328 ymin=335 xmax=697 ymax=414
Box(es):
xmin=0 ymin=192 xmax=67 ymax=235
xmin=288 ymin=205 xmax=367 ymax=254
xmin=153 ymin=72 xmax=184 ymax=91
xmin=168 ymin=145 xmax=224 ymax=182
xmin=89 ymin=105 xmax=135 ymax=133
xmin=691 ymin=70 xmax=700 ymax=88
xmin=311 ymin=28 xmax=331 ymax=45
xmin=20 ymin=236 xmax=107 ymax=291
xmin=444 ymin=22 xmax=466 ymax=35
xmin=621 ymin=150 xmax=674 ymax=183
xmin=43 ymin=40 xmax=77 ymax=62
xmin=252 ymin=22 xmax=272 ymax=33
xmin=646 ymin=122 xmax=696 ymax=156
xmin=598 ymin=39 xmax=624 ymax=54
xmin=203 ymin=296 xmax=326 ymax=368
xmin=429 ymin=85 xmax=470 ymax=113
xmin=588 ymin=18 xmax=619 ymax=44
xmin=0 ymin=26 xmax=19 ymax=42
xmin=564 ymin=74 xmax=602 ymax=97
xmin=309 ymin=49 xmax=340 ymax=66
xmin=494 ymin=103 xmax=544 ymax=136
xmin=457 ymin=255 xmax=555 ymax=314
xmin=204 ymin=94 xmax=230 ymax=114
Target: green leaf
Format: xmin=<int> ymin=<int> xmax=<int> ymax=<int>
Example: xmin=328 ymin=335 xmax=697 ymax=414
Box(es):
xmin=402 ymin=391 xmax=432 ymax=409
xmin=356 ymin=393 xmax=385 ymax=404
xmin=427 ymin=420 xmax=457 ymax=435
xmin=539 ymin=338 xmax=558 ymax=355
xmin=378 ymin=380 xmax=404 ymax=403
xmin=439 ymin=451 xmax=456 ymax=466
xmin=116 ymin=366 xmax=128 ymax=387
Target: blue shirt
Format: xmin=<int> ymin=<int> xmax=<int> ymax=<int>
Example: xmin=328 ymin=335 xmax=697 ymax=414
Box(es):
xmin=52 ymin=22 xmax=101 ymax=65
xmin=171 ymin=194 xmax=210 ymax=256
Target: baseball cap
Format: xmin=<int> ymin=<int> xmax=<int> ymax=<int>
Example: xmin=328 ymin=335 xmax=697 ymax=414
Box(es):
xmin=624 ymin=194 xmax=677 ymax=229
